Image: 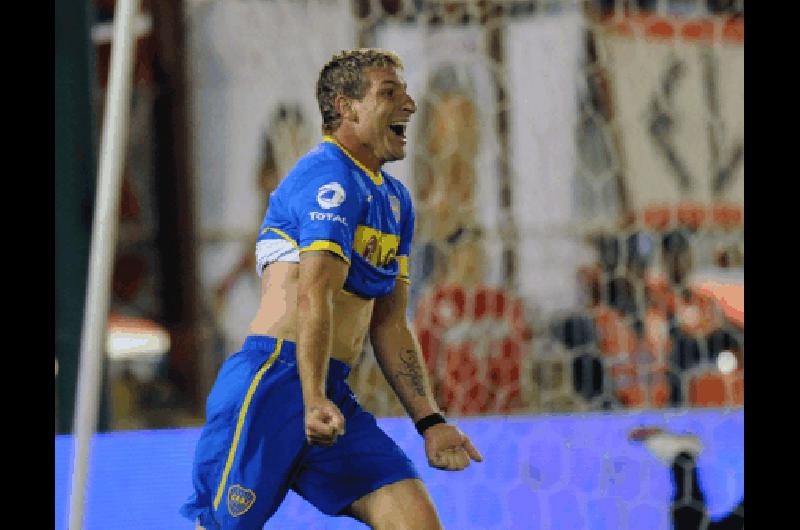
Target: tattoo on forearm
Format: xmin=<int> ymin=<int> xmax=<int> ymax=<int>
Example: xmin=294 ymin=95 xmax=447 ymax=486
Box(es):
xmin=395 ymin=349 xmax=426 ymax=397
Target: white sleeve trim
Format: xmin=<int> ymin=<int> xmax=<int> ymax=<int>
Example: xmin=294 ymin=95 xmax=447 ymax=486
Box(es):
xmin=255 ymin=239 xmax=300 ymax=276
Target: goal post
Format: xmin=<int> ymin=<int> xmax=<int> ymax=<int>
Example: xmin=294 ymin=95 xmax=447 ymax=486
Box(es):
xmin=67 ymin=0 xmax=140 ymax=528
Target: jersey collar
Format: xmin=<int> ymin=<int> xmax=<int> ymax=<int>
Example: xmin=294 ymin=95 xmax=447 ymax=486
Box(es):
xmin=323 ymin=135 xmax=383 ymax=186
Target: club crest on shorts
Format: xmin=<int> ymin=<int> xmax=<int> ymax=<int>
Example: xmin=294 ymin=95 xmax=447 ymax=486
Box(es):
xmin=389 ymin=195 xmax=401 ymax=222
xmin=227 ymin=484 xmax=256 ymax=517
xmin=317 ymin=182 xmax=346 ymax=209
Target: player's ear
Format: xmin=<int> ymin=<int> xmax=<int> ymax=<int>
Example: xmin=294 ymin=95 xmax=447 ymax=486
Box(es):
xmin=335 ymin=95 xmax=357 ymax=123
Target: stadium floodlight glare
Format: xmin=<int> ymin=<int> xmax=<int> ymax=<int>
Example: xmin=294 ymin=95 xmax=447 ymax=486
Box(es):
xmin=67 ymin=0 xmax=141 ymax=529
xmin=106 ymin=315 xmax=171 ymax=360
xmin=107 ymin=331 xmax=170 ymax=360
xmin=717 ymin=350 xmax=737 ymax=375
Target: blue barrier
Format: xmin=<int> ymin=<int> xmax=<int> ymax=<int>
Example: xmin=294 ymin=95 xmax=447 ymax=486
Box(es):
xmin=55 ymin=409 xmax=743 ymax=529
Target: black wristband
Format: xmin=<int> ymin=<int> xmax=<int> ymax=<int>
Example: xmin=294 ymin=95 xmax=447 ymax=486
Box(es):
xmin=415 ymin=413 xmax=446 ymax=436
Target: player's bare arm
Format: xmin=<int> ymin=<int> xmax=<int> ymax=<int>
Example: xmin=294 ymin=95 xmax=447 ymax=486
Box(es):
xmin=370 ymin=281 xmax=483 ymax=471
xmin=297 ymin=250 xmax=349 ymax=446
xmin=183 ymin=50 xmax=446 ymax=529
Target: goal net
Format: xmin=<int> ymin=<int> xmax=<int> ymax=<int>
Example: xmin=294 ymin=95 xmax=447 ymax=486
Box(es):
xmin=59 ymin=1 xmax=742 ymax=528
xmin=52 ymin=1 xmax=747 ymax=529
xmin=187 ymin=0 xmax=743 ymax=420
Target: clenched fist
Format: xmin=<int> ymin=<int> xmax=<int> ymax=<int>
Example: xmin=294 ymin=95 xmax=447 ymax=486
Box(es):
xmin=304 ymin=398 xmax=346 ymax=446
xmin=423 ymin=423 xmax=483 ymax=471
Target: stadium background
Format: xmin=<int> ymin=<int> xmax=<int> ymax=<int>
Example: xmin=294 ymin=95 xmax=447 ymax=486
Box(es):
xmin=55 ymin=0 xmax=743 ymax=528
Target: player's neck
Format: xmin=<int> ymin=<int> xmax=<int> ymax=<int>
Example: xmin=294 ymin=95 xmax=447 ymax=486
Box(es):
xmin=328 ymin=130 xmax=382 ymax=175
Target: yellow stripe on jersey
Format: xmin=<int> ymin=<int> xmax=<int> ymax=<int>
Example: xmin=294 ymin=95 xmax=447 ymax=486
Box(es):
xmin=261 ymin=227 xmax=299 ymax=248
xmin=397 ymin=255 xmax=410 ymax=283
xmin=354 ymin=225 xmax=400 ymax=269
xmin=213 ymin=340 xmax=284 ymax=512
xmin=323 ymin=135 xmax=383 ymax=186
xmin=300 ymin=240 xmax=351 ymax=265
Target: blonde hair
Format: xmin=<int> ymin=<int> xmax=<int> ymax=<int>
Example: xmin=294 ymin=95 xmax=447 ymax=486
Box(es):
xmin=316 ymin=48 xmax=403 ymax=133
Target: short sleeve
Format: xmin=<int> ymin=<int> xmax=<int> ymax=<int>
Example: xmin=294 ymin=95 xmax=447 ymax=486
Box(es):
xmin=396 ymin=193 xmax=415 ymax=284
xmin=291 ymin=164 xmax=364 ymax=264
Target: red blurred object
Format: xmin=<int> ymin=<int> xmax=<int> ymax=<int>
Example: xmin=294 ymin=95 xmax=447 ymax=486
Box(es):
xmin=414 ymin=284 xmax=531 ymax=414
xmin=688 ymin=369 xmax=744 ymax=407
xmin=676 ymin=202 xmax=706 ymax=230
xmin=642 ymin=205 xmax=671 ymax=230
xmin=711 ymin=204 xmax=743 ymax=227
xmin=694 ymin=280 xmax=744 ymax=329
xmin=593 ymin=306 xmax=636 ymax=357
xmin=610 ymin=359 xmax=670 ymax=409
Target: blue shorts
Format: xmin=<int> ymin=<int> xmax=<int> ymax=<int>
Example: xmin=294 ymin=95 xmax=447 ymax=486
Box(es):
xmin=180 ymin=335 xmax=420 ymax=529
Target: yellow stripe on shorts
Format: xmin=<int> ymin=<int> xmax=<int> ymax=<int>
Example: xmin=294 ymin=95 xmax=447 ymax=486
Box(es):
xmin=213 ymin=339 xmax=284 ymax=511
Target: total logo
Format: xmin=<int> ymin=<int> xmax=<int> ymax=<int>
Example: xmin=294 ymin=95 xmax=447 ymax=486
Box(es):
xmin=317 ymin=182 xmax=346 ymax=209
xmin=309 ymin=211 xmax=348 ymax=225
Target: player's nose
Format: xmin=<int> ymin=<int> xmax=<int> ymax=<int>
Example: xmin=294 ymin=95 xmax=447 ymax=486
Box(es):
xmin=402 ymin=93 xmax=416 ymax=115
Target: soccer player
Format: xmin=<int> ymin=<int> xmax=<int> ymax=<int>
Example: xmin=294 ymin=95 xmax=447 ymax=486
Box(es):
xmin=629 ymin=427 xmax=744 ymax=530
xmin=181 ymin=48 xmax=483 ymax=530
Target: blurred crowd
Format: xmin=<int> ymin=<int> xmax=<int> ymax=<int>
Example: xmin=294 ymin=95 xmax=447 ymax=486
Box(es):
xmin=56 ymin=0 xmax=743 ymax=432
xmin=552 ymin=205 xmax=743 ymax=410
xmin=349 ymin=203 xmax=744 ymax=417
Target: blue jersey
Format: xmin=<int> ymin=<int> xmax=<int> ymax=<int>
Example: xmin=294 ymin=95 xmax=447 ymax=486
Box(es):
xmin=255 ymin=136 xmax=414 ymax=299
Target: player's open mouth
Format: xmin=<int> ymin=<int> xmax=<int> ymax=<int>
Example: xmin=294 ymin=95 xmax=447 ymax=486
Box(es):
xmin=388 ymin=123 xmax=407 ymax=139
